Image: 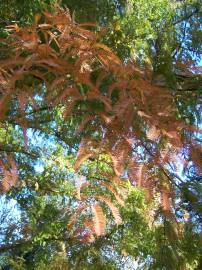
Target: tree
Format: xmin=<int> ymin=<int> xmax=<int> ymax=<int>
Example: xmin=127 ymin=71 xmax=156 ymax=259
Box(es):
xmin=0 ymin=5 xmax=201 ymax=270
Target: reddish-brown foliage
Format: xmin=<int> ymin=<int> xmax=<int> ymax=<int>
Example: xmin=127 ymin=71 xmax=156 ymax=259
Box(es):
xmin=0 ymin=154 xmax=18 ymax=192
xmin=0 ymin=8 xmax=201 ymax=239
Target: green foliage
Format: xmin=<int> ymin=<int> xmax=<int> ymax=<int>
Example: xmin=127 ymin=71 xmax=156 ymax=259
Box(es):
xmin=0 ymin=0 xmax=57 ymax=25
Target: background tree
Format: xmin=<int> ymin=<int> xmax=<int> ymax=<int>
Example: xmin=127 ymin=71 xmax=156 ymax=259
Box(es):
xmin=0 ymin=2 xmax=201 ymax=270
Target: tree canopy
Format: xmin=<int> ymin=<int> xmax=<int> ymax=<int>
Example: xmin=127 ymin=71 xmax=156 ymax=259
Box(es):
xmin=0 ymin=1 xmax=201 ymax=270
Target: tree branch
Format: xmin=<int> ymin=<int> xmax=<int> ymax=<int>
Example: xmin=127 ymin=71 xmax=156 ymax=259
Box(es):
xmin=0 ymin=235 xmax=71 ymax=253
xmin=173 ymin=8 xmax=200 ymax=25
xmin=0 ymin=145 xmax=39 ymax=158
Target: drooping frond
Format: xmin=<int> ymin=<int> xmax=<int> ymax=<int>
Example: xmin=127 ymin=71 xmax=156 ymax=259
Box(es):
xmin=74 ymin=139 xmax=97 ymax=171
xmin=0 ymin=155 xmax=18 ymax=192
xmin=91 ymin=205 xmax=106 ymax=236
xmin=100 ymin=182 xmax=125 ymax=206
xmin=97 ymin=196 xmax=122 ymax=225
